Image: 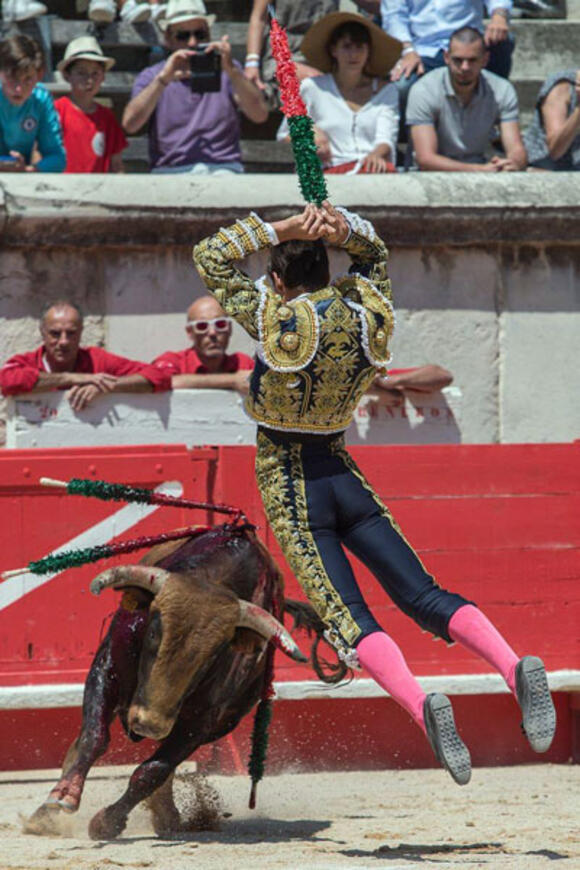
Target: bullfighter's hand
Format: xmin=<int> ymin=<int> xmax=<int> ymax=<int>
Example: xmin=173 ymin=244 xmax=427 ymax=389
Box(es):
xmin=320 ymin=201 xmax=349 ymax=245
xmin=68 ymin=383 xmax=102 ymax=411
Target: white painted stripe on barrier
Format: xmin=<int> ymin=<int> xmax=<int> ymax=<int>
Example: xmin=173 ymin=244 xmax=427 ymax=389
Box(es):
xmin=0 ymin=670 xmax=578 ymax=710
xmin=0 ymin=481 xmax=183 ymax=612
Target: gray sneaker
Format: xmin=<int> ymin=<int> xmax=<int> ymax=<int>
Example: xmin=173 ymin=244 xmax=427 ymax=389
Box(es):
xmin=423 ymin=693 xmax=471 ymax=786
xmin=515 ymin=656 xmax=556 ymax=753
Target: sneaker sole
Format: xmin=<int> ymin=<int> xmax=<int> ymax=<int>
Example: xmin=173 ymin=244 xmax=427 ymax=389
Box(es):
xmin=122 ymin=10 xmax=152 ymax=23
xmin=424 ymin=693 xmax=471 ymax=786
xmin=515 ymin=656 xmax=556 ymax=753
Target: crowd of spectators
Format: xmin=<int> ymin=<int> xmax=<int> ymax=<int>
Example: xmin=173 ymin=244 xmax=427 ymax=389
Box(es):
xmin=0 ymin=0 xmax=576 ymax=174
xmin=0 ymin=296 xmax=453 ymax=411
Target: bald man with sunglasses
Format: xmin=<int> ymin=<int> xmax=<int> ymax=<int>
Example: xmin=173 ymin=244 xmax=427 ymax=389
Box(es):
xmin=152 ymin=295 xmax=254 ymax=392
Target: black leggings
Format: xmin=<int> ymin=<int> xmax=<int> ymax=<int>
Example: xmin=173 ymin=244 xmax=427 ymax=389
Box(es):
xmin=255 ymin=428 xmax=470 ymax=657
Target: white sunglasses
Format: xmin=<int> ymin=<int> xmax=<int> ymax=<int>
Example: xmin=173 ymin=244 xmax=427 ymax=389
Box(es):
xmin=187 ymin=317 xmax=231 ymax=334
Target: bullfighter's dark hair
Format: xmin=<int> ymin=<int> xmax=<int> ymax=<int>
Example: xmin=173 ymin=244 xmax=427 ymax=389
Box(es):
xmin=40 ymin=299 xmax=85 ymax=325
xmin=268 ymin=239 xmax=330 ymax=293
xmin=448 ymin=26 xmax=486 ymax=51
xmin=0 ymin=34 xmax=44 ymax=75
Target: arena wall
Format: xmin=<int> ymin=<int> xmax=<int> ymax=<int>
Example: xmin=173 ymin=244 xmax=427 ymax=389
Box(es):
xmin=1 ymin=173 xmax=579 ymax=446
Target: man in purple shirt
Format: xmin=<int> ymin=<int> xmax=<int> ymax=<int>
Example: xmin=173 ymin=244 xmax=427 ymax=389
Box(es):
xmin=123 ymin=0 xmax=268 ymax=173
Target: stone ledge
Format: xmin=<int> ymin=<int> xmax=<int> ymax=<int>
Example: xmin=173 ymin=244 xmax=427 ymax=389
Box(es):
xmin=0 ymin=174 xmax=579 ymax=248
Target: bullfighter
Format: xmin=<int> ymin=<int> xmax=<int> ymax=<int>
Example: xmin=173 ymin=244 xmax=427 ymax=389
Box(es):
xmin=193 ymin=200 xmax=557 ymax=785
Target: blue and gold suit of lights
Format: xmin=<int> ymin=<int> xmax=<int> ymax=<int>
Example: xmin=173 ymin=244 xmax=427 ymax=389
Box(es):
xmin=194 ymin=210 xmax=470 ymax=661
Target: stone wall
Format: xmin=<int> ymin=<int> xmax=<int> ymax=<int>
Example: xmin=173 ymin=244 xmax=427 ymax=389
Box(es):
xmin=0 ymin=173 xmax=578 ymax=445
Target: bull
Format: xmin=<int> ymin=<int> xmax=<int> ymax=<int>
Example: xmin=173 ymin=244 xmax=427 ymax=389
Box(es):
xmin=26 ymin=524 xmax=339 ymax=840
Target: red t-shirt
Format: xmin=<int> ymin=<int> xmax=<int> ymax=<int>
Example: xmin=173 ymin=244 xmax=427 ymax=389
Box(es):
xmin=0 ymin=345 xmax=170 ymax=396
xmin=55 ymin=97 xmax=127 ymax=173
xmin=152 ymin=348 xmax=254 ymax=377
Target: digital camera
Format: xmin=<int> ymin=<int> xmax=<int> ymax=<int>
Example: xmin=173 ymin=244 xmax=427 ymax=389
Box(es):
xmin=189 ymin=47 xmax=221 ymax=93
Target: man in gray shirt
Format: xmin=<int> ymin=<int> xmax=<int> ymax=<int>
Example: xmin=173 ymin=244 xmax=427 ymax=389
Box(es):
xmin=407 ymin=26 xmax=526 ymax=171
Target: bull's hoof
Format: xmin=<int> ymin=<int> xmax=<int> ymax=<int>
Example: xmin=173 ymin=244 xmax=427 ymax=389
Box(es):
xmin=45 ymin=775 xmax=83 ymax=813
xmin=88 ymin=807 xmax=127 ymax=841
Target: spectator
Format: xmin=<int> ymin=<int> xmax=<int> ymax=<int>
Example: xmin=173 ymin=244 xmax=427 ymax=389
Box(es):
xmin=371 ymin=364 xmax=453 ymax=405
xmin=0 ymin=35 xmax=65 ymax=173
xmin=383 ymin=0 xmax=514 ymax=137
xmin=524 ymin=69 xmax=580 ymax=170
xmin=245 ymin=0 xmax=380 ymax=109
xmin=2 ymin=1 xmax=46 ymax=22
xmin=55 ymin=37 xmax=127 ymax=173
xmin=88 ymin=0 xmax=166 ymax=24
xmin=407 ymin=27 xmax=526 ymax=171
xmin=153 ymin=296 xmax=254 ymax=393
xmin=123 ymin=0 xmax=268 ymax=174
xmin=0 ymin=301 xmax=170 ymax=411
xmin=277 ymin=13 xmax=401 ymax=174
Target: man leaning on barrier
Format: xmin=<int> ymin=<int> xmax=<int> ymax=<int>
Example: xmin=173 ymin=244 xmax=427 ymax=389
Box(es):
xmin=0 ymin=301 xmax=170 ymax=411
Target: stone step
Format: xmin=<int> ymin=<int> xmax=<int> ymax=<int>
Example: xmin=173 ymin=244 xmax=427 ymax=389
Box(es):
xmin=122 ymin=135 xmax=294 ymax=172
xmin=45 ymin=0 xmax=253 ymax=21
xmin=510 ymin=20 xmax=580 ymax=77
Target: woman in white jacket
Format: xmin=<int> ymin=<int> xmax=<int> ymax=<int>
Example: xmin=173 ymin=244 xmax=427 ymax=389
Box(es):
xmin=278 ymin=12 xmax=402 ymax=173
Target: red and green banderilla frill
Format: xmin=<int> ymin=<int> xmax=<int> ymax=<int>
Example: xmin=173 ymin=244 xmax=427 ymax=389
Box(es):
xmin=269 ymin=12 xmax=328 ymax=206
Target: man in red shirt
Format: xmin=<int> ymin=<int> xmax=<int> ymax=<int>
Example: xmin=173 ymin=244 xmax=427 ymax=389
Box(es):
xmin=0 ymin=300 xmax=170 ymax=410
xmin=153 ymin=295 xmax=254 ymax=392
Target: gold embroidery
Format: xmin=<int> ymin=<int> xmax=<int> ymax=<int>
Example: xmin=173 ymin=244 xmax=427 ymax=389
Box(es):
xmin=255 ymin=432 xmax=363 ymax=650
xmin=280 ymin=332 xmax=299 ymax=352
xmin=194 ymin=214 xmax=394 ymax=434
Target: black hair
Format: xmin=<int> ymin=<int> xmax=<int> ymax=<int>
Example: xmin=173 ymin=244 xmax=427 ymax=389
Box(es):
xmin=40 ymin=299 xmax=84 ymax=326
xmin=0 ymin=34 xmax=44 ymax=75
xmin=448 ymin=26 xmax=486 ymax=51
xmin=328 ymin=20 xmax=371 ymax=51
xmin=268 ymin=239 xmax=330 ymax=293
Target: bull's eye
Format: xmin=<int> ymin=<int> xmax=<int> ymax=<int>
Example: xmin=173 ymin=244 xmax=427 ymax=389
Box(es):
xmin=145 ymin=611 xmax=162 ymax=652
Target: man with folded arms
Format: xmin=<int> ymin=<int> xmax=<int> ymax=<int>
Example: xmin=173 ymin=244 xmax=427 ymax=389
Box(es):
xmin=152 ymin=295 xmax=254 ymax=393
xmin=0 ymin=301 xmax=170 ymax=410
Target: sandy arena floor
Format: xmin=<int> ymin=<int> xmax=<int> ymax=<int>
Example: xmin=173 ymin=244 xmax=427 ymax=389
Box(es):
xmin=0 ymin=763 xmax=577 ymax=870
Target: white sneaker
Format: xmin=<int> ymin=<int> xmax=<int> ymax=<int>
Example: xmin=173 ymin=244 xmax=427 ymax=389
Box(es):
xmin=3 ymin=0 xmax=47 ymax=21
xmin=88 ymin=0 xmax=116 ymax=22
xmin=150 ymin=2 xmax=166 ymax=21
xmin=120 ymin=0 xmax=151 ymax=22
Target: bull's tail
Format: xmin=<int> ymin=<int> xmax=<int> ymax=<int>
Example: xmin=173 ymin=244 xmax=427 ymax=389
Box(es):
xmin=283 ymin=599 xmax=349 ymax=685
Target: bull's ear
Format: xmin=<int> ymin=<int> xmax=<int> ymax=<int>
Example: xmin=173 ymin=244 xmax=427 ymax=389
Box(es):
xmin=230 ymin=627 xmax=267 ymax=655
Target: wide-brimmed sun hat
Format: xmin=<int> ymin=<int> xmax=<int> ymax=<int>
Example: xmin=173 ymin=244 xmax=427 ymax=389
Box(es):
xmin=57 ymin=36 xmax=115 ymax=73
xmin=159 ymin=0 xmax=216 ymax=32
xmin=301 ymin=12 xmax=402 ymax=78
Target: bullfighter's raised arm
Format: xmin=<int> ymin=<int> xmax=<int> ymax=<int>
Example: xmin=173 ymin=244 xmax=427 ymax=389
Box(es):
xmin=192 ymin=206 xmax=393 ymax=343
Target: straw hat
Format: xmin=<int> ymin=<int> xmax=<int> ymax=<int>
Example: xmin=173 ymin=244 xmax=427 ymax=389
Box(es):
xmin=159 ymin=0 xmax=216 ymax=31
xmin=57 ymin=36 xmax=115 ymax=73
xmin=301 ymin=12 xmax=402 ymax=78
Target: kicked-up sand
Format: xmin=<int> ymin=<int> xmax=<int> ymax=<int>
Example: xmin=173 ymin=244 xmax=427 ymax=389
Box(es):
xmin=0 ymin=762 xmax=577 ymax=870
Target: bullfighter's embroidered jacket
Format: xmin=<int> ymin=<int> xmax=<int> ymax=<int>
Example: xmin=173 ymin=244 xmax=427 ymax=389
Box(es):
xmin=193 ymin=208 xmax=395 ymax=435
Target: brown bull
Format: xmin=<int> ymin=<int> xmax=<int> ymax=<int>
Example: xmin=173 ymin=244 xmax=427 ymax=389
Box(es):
xmin=26 ymin=524 xmax=334 ymax=840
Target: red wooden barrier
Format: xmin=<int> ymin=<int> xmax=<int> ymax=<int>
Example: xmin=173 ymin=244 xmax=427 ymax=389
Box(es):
xmin=0 ymin=442 xmax=578 ymax=772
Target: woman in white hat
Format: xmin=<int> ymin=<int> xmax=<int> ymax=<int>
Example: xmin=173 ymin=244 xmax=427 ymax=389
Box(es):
xmin=277 ymin=13 xmax=402 ymax=173
xmin=55 ymin=36 xmax=127 ymax=173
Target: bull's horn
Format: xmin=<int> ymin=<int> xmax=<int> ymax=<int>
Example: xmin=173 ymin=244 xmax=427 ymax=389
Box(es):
xmin=90 ymin=565 xmax=170 ymax=597
xmin=237 ymin=600 xmax=308 ymax=663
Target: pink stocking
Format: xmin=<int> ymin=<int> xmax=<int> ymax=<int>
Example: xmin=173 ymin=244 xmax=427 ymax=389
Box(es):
xmin=357 ymin=631 xmax=427 ymax=732
xmin=448 ymin=605 xmax=519 ymax=693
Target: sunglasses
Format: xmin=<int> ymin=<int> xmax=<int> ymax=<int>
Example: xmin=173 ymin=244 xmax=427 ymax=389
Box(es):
xmin=174 ymin=28 xmax=209 ymax=42
xmin=187 ymin=317 xmax=231 ymax=334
